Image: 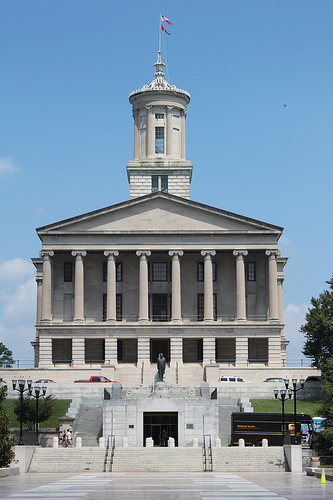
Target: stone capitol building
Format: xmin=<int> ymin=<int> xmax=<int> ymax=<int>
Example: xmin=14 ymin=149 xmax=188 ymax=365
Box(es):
xmin=32 ymin=50 xmax=288 ymax=391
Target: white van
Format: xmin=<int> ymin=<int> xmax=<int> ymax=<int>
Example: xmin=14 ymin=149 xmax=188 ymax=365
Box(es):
xmin=218 ymin=376 xmax=247 ymax=383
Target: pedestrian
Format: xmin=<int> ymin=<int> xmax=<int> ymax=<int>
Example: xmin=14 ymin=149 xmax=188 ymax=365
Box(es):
xmin=161 ymin=428 xmax=167 ymax=446
xmin=66 ymin=428 xmax=72 ymax=447
xmin=61 ymin=430 xmax=67 ymax=447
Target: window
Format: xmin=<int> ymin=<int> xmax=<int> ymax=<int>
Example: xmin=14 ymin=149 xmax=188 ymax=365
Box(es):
xmin=152 ymin=262 xmax=167 ymax=281
xmin=197 ymin=262 xmax=217 ymax=281
xmin=64 ymin=262 xmax=73 ymax=282
xmin=152 ymin=175 xmax=159 ymax=193
xmin=197 ymin=293 xmax=217 ymax=321
xmin=103 ymin=293 xmax=122 ymax=321
xmin=152 ymin=293 xmax=168 ymax=321
xmin=155 ymin=113 xmax=164 ymax=119
xmin=152 ymin=175 xmax=168 ymax=193
xmin=161 ymin=175 xmax=168 ymax=193
xmin=103 ymin=262 xmax=122 ymax=282
xmin=247 ymin=262 xmax=256 ymax=281
xmin=155 ymin=126 xmax=164 ymax=154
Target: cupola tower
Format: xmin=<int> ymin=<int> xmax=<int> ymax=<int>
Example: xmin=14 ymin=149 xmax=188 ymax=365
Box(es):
xmin=127 ymin=51 xmax=193 ymax=199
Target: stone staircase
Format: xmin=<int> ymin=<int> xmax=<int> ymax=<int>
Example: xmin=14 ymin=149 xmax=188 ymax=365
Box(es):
xmin=28 ymin=447 xmax=106 ymax=473
xmin=109 ymin=447 xmax=204 ymax=472
xmin=212 ymin=446 xmax=287 ymax=471
xmin=74 ymin=399 xmax=103 ymax=446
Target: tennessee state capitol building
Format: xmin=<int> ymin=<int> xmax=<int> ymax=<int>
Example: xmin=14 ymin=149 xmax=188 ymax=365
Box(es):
xmin=32 ymin=50 xmax=288 ymax=387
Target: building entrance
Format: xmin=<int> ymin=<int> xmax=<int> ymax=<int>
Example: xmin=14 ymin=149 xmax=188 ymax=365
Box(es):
xmin=143 ymin=412 xmax=178 ymax=446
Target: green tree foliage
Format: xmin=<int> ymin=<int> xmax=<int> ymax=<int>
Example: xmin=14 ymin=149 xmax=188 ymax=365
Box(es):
xmin=312 ymin=359 xmax=333 ymax=463
xmin=0 ymin=380 xmax=15 ymax=467
xmin=300 ymin=277 xmax=333 ymax=368
xmin=0 ymin=342 xmax=14 ymax=367
xmin=14 ymin=395 xmax=57 ymax=430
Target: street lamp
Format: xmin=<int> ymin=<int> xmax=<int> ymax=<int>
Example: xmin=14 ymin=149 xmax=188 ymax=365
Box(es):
xmin=29 ymin=384 xmax=47 ymax=445
xmin=285 ymin=375 xmax=305 ymax=444
xmin=12 ymin=376 xmax=32 ymax=445
xmin=274 ymin=387 xmax=292 ymax=442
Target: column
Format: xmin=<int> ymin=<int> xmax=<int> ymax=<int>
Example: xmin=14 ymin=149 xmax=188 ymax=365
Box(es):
xmin=38 ymin=338 xmax=53 ymax=368
xmin=233 ymin=250 xmax=248 ymax=321
xmin=136 ymin=250 xmax=151 ymax=322
xmin=72 ymin=338 xmax=85 ymax=367
xmin=36 ymin=277 xmax=43 ymax=324
xmin=166 ymin=105 xmax=173 ymax=156
xmin=201 ymin=250 xmax=216 ymax=322
xmin=180 ymin=109 xmax=186 ymax=159
xmin=71 ymin=250 xmax=87 ymax=322
xmin=104 ymin=250 xmax=119 ymax=323
xmin=147 ymin=105 xmax=154 ymax=157
xmin=235 ymin=337 xmax=248 ymax=367
xmin=265 ymin=250 xmax=280 ymax=321
xmin=169 ymin=250 xmax=184 ymax=323
xmin=40 ymin=250 xmax=54 ymax=322
xmin=203 ymin=337 xmax=216 ymax=364
xmin=277 ymin=276 xmax=284 ymax=324
xmin=133 ymin=109 xmax=139 ymax=159
xmin=105 ymin=338 xmax=118 ymax=365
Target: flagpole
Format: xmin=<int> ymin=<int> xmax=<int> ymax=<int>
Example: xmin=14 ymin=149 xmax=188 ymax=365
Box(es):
xmin=158 ymin=11 xmax=161 ymax=53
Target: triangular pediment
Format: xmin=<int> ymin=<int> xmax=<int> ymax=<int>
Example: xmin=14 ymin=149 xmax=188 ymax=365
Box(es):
xmin=37 ymin=193 xmax=282 ymax=236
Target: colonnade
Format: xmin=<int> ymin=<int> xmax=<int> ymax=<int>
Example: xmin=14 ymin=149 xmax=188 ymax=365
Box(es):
xmin=39 ymin=248 xmax=281 ymax=324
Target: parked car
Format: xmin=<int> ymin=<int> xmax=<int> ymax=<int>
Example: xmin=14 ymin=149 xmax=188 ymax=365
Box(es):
xmin=74 ymin=376 xmax=119 ymax=383
xmin=263 ymin=377 xmax=286 ymax=383
xmin=305 ymin=376 xmax=321 ymax=383
xmin=34 ymin=379 xmax=55 ymax=384
xmin=218 ymin=376 xmax=247 ymax=383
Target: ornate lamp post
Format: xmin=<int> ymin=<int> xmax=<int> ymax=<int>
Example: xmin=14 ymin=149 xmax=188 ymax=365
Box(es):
xmin=29 ymin=384 xmax=47 ymax=445
xmin=274 ymin=387 xmax=292 ymax=441
xmin=285 ymin=376 xmax=305 ymax=444
xmin=12 ymin=376 xmax=32 ymax=445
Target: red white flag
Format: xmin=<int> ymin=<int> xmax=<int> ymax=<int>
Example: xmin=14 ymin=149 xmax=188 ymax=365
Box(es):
xmin=161 ymin=24 xmax=170 ymax=35
xmin=161 ymin=15 xmax=172 ymax=25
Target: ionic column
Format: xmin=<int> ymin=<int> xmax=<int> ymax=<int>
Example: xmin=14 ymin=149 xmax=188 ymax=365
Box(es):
xmin=265 ymin=250 xmax=280 ymax=321
xmin=277 ymin=276 xmax=284 ymax=324
xmin=201 ymin=250 xmax=216 ymax=322
xmin=133 ymin=109 xmax=139 ymax=159
xmin=169 ymin=250 xmax=184 ymax=323
xmin=233 ymin=250 xmax=248 ymax=321
xmin=180 ymin=109 xmax=186 ymax=159
xmin=104 ymin=250 xmax=119 ymax=323
xmin=71 ymin=250 xmax=87 ymax=322
xmin=166 ymin=105 xmax=173 ymax=156
xmin=40 ymin=250 xmax=54 ymax=322
xmin=136 ymin=250 xmax=151 ymax=322
xmin=147 ymin=105 xmax=154 ymax=157
xmin=36 ymin=277 xmax=43 ymax=325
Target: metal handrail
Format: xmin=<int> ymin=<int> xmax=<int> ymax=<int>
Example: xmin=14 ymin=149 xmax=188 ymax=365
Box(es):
xmin=109 ymin=434 xmax=115 ymax=472
xmin=104 ymin=435 xmax=111 ymax=472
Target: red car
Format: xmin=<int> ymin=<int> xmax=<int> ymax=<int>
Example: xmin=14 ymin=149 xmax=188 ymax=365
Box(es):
xmin=74 ymin=376 xmax=119 ymax=383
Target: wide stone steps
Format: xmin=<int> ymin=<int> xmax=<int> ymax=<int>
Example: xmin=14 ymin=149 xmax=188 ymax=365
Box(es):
xmin=74 ymin=400 xmax=103 ymax=446
xmin=110 ymin=447 xmax=204 ymax=472
xmin=28 ymin=447 xmax=106 ymax=473
xmin=212 ymin=447 xmax=287 ymax=471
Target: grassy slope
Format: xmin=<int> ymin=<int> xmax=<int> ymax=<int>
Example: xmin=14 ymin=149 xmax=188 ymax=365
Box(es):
xmin=3 ymin=399 xmax=72 ymax=428
xmin=250 ymin=398 xmax=322 ymax=417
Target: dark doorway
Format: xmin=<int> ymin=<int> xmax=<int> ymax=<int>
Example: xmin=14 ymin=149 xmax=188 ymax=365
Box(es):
xmin=150 ymin=339 xmax=170 ymax=363
xmin=144 ymin=412 xmax=178 ymax=446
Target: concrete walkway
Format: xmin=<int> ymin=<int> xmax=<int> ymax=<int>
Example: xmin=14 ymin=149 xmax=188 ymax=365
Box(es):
xmin=0 ymin=471 xmax=332 ymax=499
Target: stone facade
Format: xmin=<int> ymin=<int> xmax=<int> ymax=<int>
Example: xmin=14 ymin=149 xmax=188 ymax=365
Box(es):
xmin=32 ymin=51 xmax=288 ymax=384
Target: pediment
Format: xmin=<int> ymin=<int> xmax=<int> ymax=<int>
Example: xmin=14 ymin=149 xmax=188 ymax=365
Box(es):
xmin=37 ymin=193 xmax=282 ymax=236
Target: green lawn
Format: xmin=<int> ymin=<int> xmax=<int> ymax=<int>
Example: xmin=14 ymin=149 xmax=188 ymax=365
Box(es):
xmin=3 ymin=399 xmax=72 ymax=428
xmin=250 ymin=398 xmax=322 ymax=417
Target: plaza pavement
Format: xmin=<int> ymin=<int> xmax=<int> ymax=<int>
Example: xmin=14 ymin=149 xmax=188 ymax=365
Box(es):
xmin=0 ymin=471 xmax=332 ymax=500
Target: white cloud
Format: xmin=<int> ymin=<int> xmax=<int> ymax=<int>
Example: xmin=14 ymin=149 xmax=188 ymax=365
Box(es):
xmin=0 ymin=258 xmax=35 ymax=282
xmin=0 ymin=157 xmax=19 ymax=173
xmin=284 ymin=302 xmax=310 ymax=362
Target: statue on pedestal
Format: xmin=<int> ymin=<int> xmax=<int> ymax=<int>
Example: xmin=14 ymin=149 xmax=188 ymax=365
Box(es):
xmin=157 ymin=353 xmax=166 ymax=381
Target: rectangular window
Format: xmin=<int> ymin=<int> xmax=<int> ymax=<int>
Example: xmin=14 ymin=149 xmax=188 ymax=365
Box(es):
xmin=155 ymin=113 xmax=164 ymax=119
xmin=152 ymin=262 xmax=167 ymax=281
xmin=103 ymin=262 xmax=122 ymax=282
xmin=103 ymin=293 xmax=122 ymax=321
xmin=64 ymin=262 xmax=73 ymax=282
xmin=161 ymin=175 xmax=168 ymax=193
xmin=247 ymin=262 xmax=256 ymax=281
xmin=152 ymin=293 xmax=168 ymax=321
xmin=155 ymin=126 xmax=164 ymax=154
xmin=197 ymin=262 xmax=217 ymax=281
xmin=152 ymin=175 xmax=159 ymax=193
xmin=197 ymin=293 xmax=217 ymax=321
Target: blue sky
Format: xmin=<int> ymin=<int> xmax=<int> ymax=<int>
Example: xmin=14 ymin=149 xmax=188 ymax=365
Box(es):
xmin=1 ymin=0 xmax=333 ymax=363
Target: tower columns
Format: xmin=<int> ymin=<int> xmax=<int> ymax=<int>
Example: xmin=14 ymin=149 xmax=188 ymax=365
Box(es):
xmin=233 ymin=250 xmax=248 ymax=321
xmin=181 ymin=109 xmax=186 ymax=159
xmin=169 ymin=250 xmax=184 ymax=323
xmin=136 ymin=250 xmax=151 ymax=322
xmin=40 ymin=250 xmax=54 ymax=322
xmin=201 ymin=250 xmax=216 ymax=322
xmin=147 ymin=105 xmax=154 ymax=156
xmin=265 ymin=250 xmax=280 ymax=321
xmin=71 ymin=250 xmax=87 ymax=323
xmin=104 ymin=250 xmax=119 ymax=323
xmin=166 ymin=105 xmax=173 ymax=156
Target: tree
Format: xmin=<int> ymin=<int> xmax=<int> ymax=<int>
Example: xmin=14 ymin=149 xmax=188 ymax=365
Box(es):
xmin=0 ymin=380 xmax=15 ymax=467
xmin=13 ymin=395 xmax=57 ymax=430
xmin=311 ymin=358 xmax=333 ymax=462
xmin=0 ymin=342 xmax=14 ymax=367
xmin=300 ymin=277 xmax=333 ymax=368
